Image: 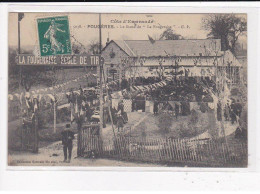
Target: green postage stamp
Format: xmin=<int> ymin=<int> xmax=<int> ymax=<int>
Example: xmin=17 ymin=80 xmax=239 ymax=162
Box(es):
xmin=37 ymin=16 xmax=71 ymax=56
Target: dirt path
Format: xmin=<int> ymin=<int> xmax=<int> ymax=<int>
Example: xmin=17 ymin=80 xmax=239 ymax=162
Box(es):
xmin=101 ymin=112 xmax=148 ymax=146
xmin=8 ymin=111 xmax=160 ymax=167
xmin=8 ymin=133 xmax=160 ymax=167
xmin=190 ymin=120 xmax=238 ymax=140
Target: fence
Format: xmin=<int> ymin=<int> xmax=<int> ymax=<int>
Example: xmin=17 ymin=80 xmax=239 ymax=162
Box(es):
xmin=78 ymin=124 xmax=103 ymax=157
xmin=79 ymin=132 xmax=247 ymax=167
xmin=109 ymin=137 xmax=247 ymax=167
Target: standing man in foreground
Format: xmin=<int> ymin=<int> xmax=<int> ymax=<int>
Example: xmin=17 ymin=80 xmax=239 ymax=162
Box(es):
xmin=61 ymin=124 xmax=75 ymax=163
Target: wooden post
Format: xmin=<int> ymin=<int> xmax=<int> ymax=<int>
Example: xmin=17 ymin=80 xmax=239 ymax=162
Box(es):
xmin=99 ymin=13 xmax=104 ymax=142
xmin=33 ymin=112 xmax=39 ymax=153
xmin=77 ymin=121 xmax=82 ymax=157
xmin=53 ymin=100 xmax=56 ymax=133
xmin=101 ymin=64 xmax=116 ymax=139
xmin=18 ymin=13 xmax=23 ymax=149
xmin=18 ymin=16 xmax=21 ymax=54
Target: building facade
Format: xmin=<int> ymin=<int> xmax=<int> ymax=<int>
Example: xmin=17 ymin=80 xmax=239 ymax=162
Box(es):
xmin=101 ymin=39 xmax=243 ymax=84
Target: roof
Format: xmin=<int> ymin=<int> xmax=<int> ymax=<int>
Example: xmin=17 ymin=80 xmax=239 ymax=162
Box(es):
xmin=113 ymin=40 xmax=136 ymax=56
xmin=222 ymin=50 xmax=243 ymax=67
xmin=105 ymin=39 xmax=223 ymax=57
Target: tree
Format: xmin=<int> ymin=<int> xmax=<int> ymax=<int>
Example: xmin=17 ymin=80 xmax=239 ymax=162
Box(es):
xmin=89 ymin=40 xmax=102 ymax=54
xmin=159 ymin=27 xmax=184 ymax=40
xmin=121 ymin=57 xmax=137 ymax=87
xmin=8 ymin=48 xmax=63 ymax=92
xmin=21 ymin=66 xmax=44 ymax=91
xmin=71 ymin=43 xmax=81 ymax=54
xmin=202 ymin=14 xmax=247 ymax=54
xmin=8 ymin=48 xmax=45 ymax=92
xmin=8 ymin=48 xmax=19 ymax=76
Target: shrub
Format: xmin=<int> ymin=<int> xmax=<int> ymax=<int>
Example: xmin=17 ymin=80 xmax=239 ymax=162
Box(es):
xmin=176 ymin=122 xmax=199 ymax=138
xmin=158 ymin=113 xmax=172 ymax=134
xmin=38 ymin=108 xmax=53 ymax=128
xmin=207 ymin=110 xmax=218 ymax=139
xmin=57 ymin=107 xmax=71 ymax=123
xmin=190 ymin=109 xmax=199 ymax=124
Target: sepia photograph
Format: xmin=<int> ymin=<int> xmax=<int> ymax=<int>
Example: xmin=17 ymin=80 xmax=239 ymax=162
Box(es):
xmin=8 ymin=12 xmax=248 ymax=168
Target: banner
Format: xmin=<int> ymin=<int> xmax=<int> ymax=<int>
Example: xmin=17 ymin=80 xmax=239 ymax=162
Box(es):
xmin=16 ymin=54 xmax=104 ymax=66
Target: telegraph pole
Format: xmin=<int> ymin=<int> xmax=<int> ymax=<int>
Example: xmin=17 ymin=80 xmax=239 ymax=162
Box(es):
xmin=18 ymin=16 xmax=21 ymax=54
xmin=18 ymin=13 xmax=24 ymax=149
xmin=18 ymin=13 xmax=24 ymax=86
xmin=99 ymin=13 xmax=104 ymax=138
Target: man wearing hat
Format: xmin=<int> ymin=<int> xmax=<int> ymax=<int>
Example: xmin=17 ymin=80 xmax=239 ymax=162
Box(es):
xmin=61 ymin=124 xmax=75 ymax=163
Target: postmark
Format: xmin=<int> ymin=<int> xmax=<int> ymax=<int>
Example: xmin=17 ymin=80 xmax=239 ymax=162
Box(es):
xmin=37 ymin=16 xmax=71 ymax=56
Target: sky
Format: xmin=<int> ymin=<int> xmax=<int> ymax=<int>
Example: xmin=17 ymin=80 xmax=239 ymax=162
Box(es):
xmin=8 ymin=13 xmax=247 ymax=51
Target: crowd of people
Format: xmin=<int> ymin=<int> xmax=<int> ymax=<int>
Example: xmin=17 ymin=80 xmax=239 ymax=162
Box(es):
xmin=118 ymin=77 xmax=215 ymax=103
xmin=65 ymin=74 xmax=245 ymax=139
xmin=118 ymin=77 xmax=216 ymax=116
xmin=221 ymin=98 xmax=243 ymax=124
xmin=66 ymin=85 xmax=129 ymax=132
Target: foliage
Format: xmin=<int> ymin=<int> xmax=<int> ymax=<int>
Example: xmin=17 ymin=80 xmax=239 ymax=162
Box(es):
xmin=9 ymin=49 xmax=41 ymax=91
xmin=89 ymin=40 xmax=102 ymax=54
xmin=202 ymin=14 xmax=247 ymax=54
xmin=157 ymin=113 xmax=172 ymax=134
xmin=190 ymin=109 xmax=199 ymax=124
xmin=159 ymin=27 xmax=184 ymax=40
xmin=177 ymin=122 xmax=196 ymax=138
xmin=8 ymin=48 xmax=68 ymax=92
xmin=207 ymin=110 xmax=219 ymax=139
xmin=171 ymin=111 xmax=207 ymax=139
xmin=138 ymin=121 xmax=147 ymax=138
xmin=57 ymin=107 xmax=71 ymax=123
xmin=71 ymin=43 xmax=82 ymax=54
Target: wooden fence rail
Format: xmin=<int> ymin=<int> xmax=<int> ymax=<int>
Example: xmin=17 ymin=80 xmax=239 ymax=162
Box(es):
xmin=78 ymin=132 xmax=247 ymax=167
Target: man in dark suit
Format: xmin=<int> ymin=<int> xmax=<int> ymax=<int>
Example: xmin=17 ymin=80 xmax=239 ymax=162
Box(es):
xmin=61 ymin=124 xmax=75 ymax=163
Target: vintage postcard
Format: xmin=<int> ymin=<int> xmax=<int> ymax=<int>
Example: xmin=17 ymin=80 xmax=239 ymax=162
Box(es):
xmin=8 ymin=12 xmax=247 ymax=167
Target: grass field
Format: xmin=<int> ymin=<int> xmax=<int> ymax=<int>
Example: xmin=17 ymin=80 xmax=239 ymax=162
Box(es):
xmin=130 ymin=111 xmax=211 ymax=139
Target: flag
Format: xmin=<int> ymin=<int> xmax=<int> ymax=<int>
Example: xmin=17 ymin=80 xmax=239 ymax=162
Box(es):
xmin=148 ymin=35 xmax=155 ymax=44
